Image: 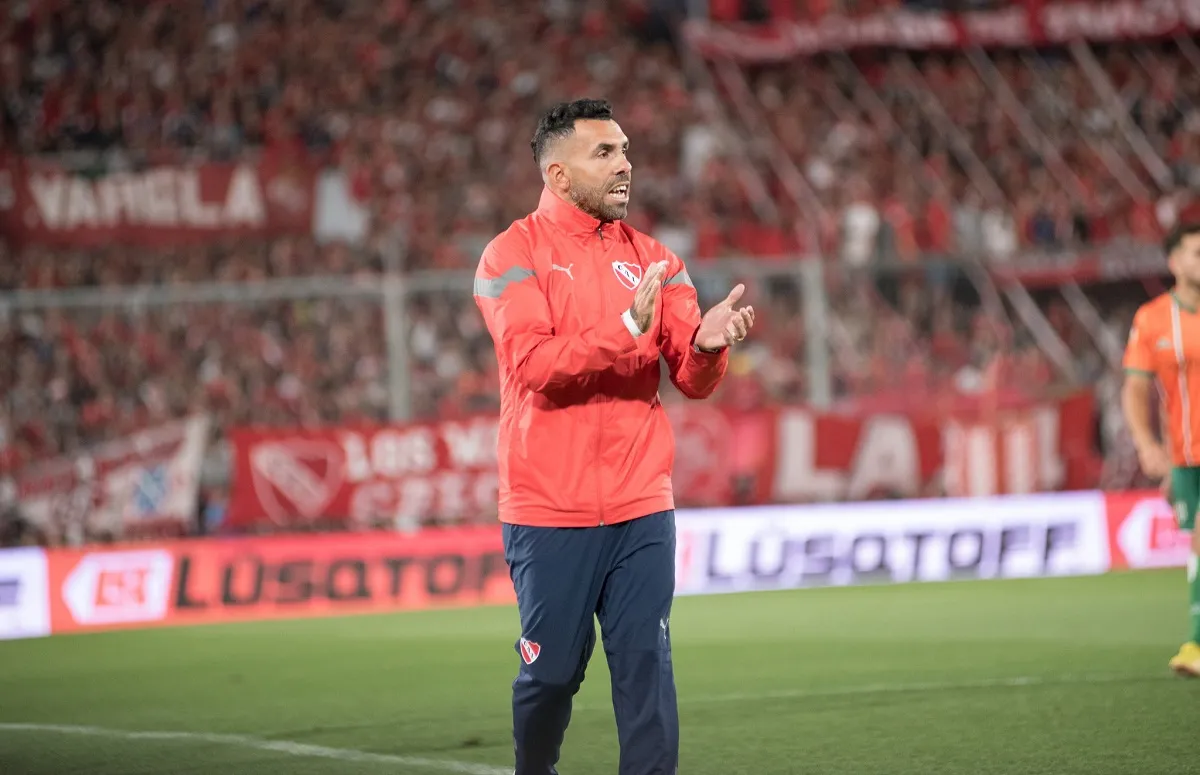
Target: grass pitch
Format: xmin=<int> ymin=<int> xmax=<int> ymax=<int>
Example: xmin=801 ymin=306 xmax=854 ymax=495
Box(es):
xmin=0 ymin=569 xmax=1193 ymax=774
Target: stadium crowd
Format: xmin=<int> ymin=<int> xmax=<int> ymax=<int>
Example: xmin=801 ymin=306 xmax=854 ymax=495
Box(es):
xmin=0 ymin=0 xmax=1188 ymax=540
xmin=748 ymin=44 xmax=1200 ymax=265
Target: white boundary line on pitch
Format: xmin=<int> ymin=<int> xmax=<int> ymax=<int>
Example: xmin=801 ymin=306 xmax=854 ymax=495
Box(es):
xmin=0 ymin=673 xmax=1163 ymax=769
xmin=572 ymin=672 xmax=1161 ymax=712
xmin=0 ymin=723 xmax=512 ymax=775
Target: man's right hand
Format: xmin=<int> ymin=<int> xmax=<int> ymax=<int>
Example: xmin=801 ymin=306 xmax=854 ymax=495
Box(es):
xmin=629 ymin=261 xmax=669 ymax=333
xmin=1137 ymin=441 xmax=1172 ymax=480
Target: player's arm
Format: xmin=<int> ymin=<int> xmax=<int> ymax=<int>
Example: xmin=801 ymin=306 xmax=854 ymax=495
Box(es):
xmin=656 ymin=251 xmax=729 ymax=400
xmin=1121 ymin=308 xmax=1171 ymax=478
xmin=473 ymin=238 xmax=638 ymax=394
xmin=1122 ymin=372 xmax=1160 ymax=452
xmin=1160 ymin=402 xmax=1172 ymax=455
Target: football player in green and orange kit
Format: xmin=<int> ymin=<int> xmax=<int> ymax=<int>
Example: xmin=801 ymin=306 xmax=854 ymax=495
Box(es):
xmin=1123 ymin=222 xmax=1200 ymax=676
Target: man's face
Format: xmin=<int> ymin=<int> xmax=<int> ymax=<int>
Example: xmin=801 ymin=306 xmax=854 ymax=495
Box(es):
xmin=1171 ymin=233 xmax=1200 ymax=288
xmin=557 ymin=119 xmax=632 ymax=222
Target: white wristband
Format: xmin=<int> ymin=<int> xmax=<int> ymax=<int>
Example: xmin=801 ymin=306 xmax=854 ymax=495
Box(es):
xmin=622 ymin=309 xmax=644 ymax=337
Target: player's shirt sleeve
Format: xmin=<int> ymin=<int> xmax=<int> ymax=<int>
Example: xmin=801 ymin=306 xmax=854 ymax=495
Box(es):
xmin=1123 ymin=307 xmax=1157 ymax=377
xmin=657 ymin=246 xmax=729 ymax=399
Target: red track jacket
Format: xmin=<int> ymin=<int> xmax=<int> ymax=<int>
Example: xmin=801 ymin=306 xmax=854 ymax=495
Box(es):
xmin=473 ymin=188 xmax=730 ymax=527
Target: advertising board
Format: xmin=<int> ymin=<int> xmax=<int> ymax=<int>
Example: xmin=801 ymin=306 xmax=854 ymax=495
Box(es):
xmin=1104 ymin=491 xmax=1190 ymax=570
xmin=43 ymin=527 xmax=512 ymax=634
xmin=2 ymin=490 xmax=1170 ymax=639
xmin=674 ymin=492 xmax=1111 ymax=595
xmin=0 ymin=547 xmax=51 ymax=640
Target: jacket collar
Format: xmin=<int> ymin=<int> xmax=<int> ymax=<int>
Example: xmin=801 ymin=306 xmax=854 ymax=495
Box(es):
xmin=536 ymin=187 xmax=621 ymax=240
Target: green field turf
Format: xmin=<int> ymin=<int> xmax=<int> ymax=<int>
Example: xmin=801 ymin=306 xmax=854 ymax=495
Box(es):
xmin=0 ymin=568 xmax=1194 ymax=775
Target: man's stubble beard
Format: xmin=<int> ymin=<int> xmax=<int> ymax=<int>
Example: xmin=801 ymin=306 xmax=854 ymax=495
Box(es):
xmin=569 ymin=180 xmax=628 ymax=223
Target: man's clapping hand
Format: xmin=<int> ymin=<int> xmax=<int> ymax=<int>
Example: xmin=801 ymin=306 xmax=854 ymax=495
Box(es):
xmin=694 ymin=284 xmax=755 ymax=352
xmin=628 ymin=261 xmax=669 ymax=333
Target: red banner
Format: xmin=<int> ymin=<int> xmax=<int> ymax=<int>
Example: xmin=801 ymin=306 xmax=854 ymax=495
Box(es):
xmin=684 ymin=0 xmax=1200 ymax=61
xmin=227 ymin=416 xmax=500 ymax=530
xmin=225 ymin=393 xmax=1096 ymax=528
xmin=1104 ymin=490 xmax=1190 ymax=570
xmin=772 ymin=391 xmax=1095 ymax=502
xmin=0 ymin=154 xmax=316 ymax=247
xmin=664 ymin=402 xmax=778 ymax=507
xmin=43 ymin=527 xmax=512 ymax=634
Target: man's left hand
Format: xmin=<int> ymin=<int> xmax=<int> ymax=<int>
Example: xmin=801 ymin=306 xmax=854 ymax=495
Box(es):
xmin=695 ymin=284 xmax=755 ymax=352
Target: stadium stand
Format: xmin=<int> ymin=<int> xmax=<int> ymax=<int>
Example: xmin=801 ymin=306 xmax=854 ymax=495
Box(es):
xmin=0 ymin=0 xmax=1189 ymax=544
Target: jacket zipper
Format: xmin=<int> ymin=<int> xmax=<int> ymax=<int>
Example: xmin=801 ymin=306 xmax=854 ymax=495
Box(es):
xmin=595 ymin=225 xmax=606 ymax=526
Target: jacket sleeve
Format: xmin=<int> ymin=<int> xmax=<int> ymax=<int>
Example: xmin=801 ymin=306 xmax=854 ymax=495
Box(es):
xmin=473 ymin=236 xmax=640 ymax=394
xmin=657 ymin=251 xmax=729 ymax=399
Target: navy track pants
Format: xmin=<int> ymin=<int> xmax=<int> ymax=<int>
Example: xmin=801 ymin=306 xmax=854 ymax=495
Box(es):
xmin=503 ymin=510 xmax=678 ymax=775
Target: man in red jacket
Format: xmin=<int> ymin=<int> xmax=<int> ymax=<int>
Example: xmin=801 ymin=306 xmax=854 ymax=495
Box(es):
xmin=474 ymin=99 xmax=754 ymax=775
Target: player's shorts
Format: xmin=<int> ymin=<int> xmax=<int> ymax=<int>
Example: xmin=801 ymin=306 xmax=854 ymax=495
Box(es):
xmin=1170 ymin=466 xmax=1200 ymax=532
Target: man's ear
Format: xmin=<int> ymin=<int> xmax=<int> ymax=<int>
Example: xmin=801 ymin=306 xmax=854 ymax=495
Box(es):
xmin=544 ymin=159 xmax=569 ymax=192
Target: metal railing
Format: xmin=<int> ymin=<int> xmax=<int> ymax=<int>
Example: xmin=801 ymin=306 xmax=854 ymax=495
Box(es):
xmin=0 ymin=259 xmax=826 ymax=420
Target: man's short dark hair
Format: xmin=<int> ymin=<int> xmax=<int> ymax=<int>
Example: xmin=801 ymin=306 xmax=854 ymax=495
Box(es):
xmin=531 ymin=99 xmax=614 ymax=167
xmin=1165 ymin=222 xmax=1200 ymax=256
